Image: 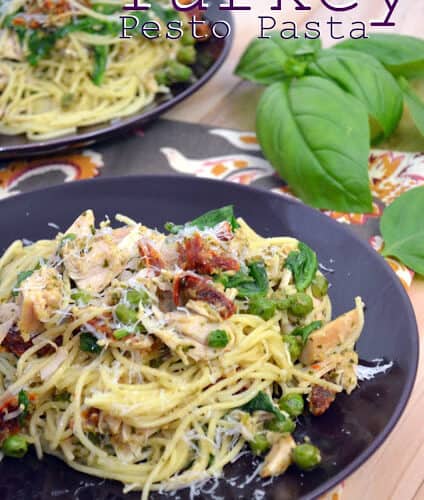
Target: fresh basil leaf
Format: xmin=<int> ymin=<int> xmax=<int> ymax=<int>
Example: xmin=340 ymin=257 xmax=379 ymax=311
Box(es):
xmin=165 ymin=206 xmax=239 ymax=234
xmin=291 ymin=320 xmax=323 ymax=343
xmin=380 ymin=186 xmax=424 ymax=275
xmin=285 ymin=242 xmax=318 ymax=292
xmin=92 ymin=45 xmax=108 ymax=86
xmin=241 ymin=391 xmax=285 ymax=421
xmin=256 ymin=77 xmax=372 ymax=213
xmin=398 ymin=77 xmax=424 ymax=136
xmin=235 ymin=31 xmax=321 ymax=85
xmin=335 ymin=34 xmax=424 ymax=79
xmin=308 ymin=49 xmax=403 ymax=139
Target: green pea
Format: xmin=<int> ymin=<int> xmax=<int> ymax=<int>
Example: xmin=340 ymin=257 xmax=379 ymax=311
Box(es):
xmin=207 ymin=330 xmax=229 ymax=349
xmin=311 ymin=275 xmax=329 ymax=298
xmin=275 ymin=297 xmax=291 ymax=311
xmin=126 ymin=289 xmax=149 ymax=308
xmin=284 ymin=335 xmax=303 ymax=362
xmin=248 ymin=296 xmax=276 ymax=321
xmin=166 ymin=61 xmax=193 ymax=83
xmin=113 ymin=328 xmax=131 ymax=340
xmin=292 ymin=443 xmax=321 ymax=470
xmin=279 ymin=393 xmax=304 ymax=417
xmin=115 ymin=304 xmax=138 ymax=324
xmin=71 ymin=290 xmax=91 ymax=304
xmin=265 ymin=417 xmax=296 ymax=434
xmin=182 ymin=29 xmax=195 ymax=46
xmin=155 ymin=70 xmax=170 ymax=86
xmin=2 ymin=435 xmax=28 ymax=458
xmin=249 ymin=434 xmax=270 ymax=456
xmin=288 ymin=293 xmax=313 ymax=317
xmin=177 ymin=45 xmax=196 ymax=65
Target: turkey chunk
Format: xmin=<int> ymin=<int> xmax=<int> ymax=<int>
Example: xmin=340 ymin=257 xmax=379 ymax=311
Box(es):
xmin=261 ymin=435 xmax=296 ymax=478
xmin=300 ymin=297 xmax=364 ymax=365
xmin=19 ymin=268 xmax=65 ymax=340
xmin=62 ymin=212 xmax=140 ymax=293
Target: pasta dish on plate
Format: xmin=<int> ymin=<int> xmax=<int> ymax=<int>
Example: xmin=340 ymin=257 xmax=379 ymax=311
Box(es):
xmin=0 ymin=0 xmax=201 ymax=140
xmin=0 ymin=206 xmax=365 ymax=498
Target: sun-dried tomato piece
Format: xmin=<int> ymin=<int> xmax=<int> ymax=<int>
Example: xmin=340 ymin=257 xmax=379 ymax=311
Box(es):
xmin=3 ymin=329 xmax=33 ymax=357
xmin=36 ymin=336 xmax=63 ymax=357
xmin=0 ymin=397 xmax=21 ymax=442
xmin=138 ymin=241 xmax=165 ymax=274
xmin=309 ymin=385 xmax=336 ymax=416
xmin=178 ymin=233 xmax=239 ymax=275
xmin=87 ymin=315 xmax=113 ymax=338
xmin=173 ymin=273 xmax=236 ymax=319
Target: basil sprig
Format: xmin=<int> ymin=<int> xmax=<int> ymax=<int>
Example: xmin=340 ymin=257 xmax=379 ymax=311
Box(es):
xmin=236 ymin=32 xmax=424 ymax=213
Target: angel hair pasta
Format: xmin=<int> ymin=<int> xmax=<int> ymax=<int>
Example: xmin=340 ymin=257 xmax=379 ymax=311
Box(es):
xmin=0 ymin=0 xmax=201 ymax=140
xmin=0 ymin=206 xmax=365 ymax=498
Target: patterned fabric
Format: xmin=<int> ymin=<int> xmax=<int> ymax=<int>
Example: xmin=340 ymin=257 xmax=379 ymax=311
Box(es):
xmin=0 ymin=121 xmax=422 ymax=290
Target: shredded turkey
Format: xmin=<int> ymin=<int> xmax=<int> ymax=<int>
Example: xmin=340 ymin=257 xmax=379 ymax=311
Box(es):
xmin=18 ymin=267 xmax=65 ymax=340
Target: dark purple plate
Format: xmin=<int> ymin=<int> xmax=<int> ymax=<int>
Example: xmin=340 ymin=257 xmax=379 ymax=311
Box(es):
xmin=0 ymin=4 xmax=232 ymax=160
xmin=0 ymin=176 xmax=418 ymax=500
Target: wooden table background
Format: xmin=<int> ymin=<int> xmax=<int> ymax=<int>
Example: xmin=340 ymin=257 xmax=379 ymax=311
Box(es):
xmin=167 ymin=2 xmax=424 ymax=499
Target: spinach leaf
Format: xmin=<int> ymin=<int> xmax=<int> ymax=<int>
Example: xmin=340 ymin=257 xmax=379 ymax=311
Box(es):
xmin=335 ymin=34 xmax=424 ymax=79
xmin=285 ymin=242 xmax=318 ymax=292
xmin=27 ymin=30 xmax=58 ymax=66
xmin=217 ymin=261 xmax=269 ymax=298
xmin=256 ymin=77 xmax=372 ymax=213
xmin=80 ymin=332 xmax=102 ymax=354
xmin=92 ymin=46 xmax=108 ymax=86
xmin=398 ymin=77 xmax=424 ymax=136
xmin=307 ymin=49 xmax=403 ymax=139
xmin=18 ymin=389 xmax=30 ymax=425
xmin=12 ymin=270 xmax=35 ymax=296
xmin=235 ymin=31 xmax=321 ymax=85
xmin=241 ymin=391 xmax=285 ymax=421
xmin=380 ymin=186 xmax=424 ymax=275
xmin=290 ymin=320 xmax=323 ymax=343
xmin=165 ymin=206 xmax=239 ymax=234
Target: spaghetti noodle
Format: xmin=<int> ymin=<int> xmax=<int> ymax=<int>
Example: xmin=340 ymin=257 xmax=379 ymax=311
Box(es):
xmin=0 ymin=206 xmax=364 ymax=498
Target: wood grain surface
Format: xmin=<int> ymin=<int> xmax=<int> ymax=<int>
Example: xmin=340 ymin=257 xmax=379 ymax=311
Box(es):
xmin=167 ymin=2 xmax=424 ymax=498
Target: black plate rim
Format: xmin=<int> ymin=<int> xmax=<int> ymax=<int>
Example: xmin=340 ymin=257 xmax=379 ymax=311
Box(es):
xmin=0 ymin=8 xmax=233 ymax=159
xmin=0 ymin=174 xmax=419 ymax=499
